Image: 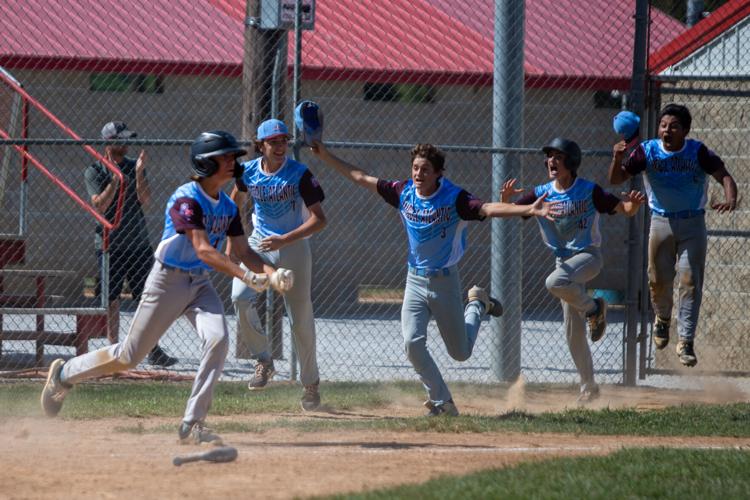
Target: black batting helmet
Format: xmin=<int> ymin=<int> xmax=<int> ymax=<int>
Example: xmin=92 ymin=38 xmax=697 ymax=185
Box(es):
xmin=190 ymin=131 xmax=247 ymax=178
xmin=542 ymin=138 xmax=582 ymax=173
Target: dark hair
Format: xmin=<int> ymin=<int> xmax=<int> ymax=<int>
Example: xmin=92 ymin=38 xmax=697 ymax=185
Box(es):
xmin=410 ymin=143 xmax=445 ymax=172
xmin=658 ymin=104 xmax=692 ymax=132
xmin=253 ymin=139 xmax=264 ymax=154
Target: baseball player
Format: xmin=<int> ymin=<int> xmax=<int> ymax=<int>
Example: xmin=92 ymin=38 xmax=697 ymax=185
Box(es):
xmin=505 ymin=138 xmax=645 ymax=403
xmin=41 ymin=131 xmax=294 ymax=444
xmin=610 ymin=104 xmax=737 ymax=367
xmin=228 ymin=119 xmax=326 ymax=411
xmin=311 ymin=141 xmax=551 ymax=416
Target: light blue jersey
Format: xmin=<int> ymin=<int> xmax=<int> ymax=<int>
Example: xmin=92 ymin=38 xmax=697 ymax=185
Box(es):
xmin=378 ymin=178 xmax=485 ymax=270
xmin=241 ymin=157 xmax=325 ymax=238
xmin=624 ymin=139 xmax=724 ymax=216
xmin=640 ymin=139 xmax=709 ymax=215
xmin=532 ymin=179 xmax=618 ymax=258
xmin=155 ymin=181 xmax=244 ymax=271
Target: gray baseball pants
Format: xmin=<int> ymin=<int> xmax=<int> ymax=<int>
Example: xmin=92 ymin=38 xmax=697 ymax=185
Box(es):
xmin=545 ymin=248 xmax=602 ymax=390
xmin=648 ymin=214 xmax=707 ymax=342
xmin=60 ymin=262 xmax=229 ymax=424
xmin=401 ymin=266 xmax=484 ymax=405
xmin=231 ymin=235 xmax=319 ymax=386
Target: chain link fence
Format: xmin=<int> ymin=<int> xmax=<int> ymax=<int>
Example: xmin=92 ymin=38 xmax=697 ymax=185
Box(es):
xmin=1 ymin=0 xmax=743 ymax=389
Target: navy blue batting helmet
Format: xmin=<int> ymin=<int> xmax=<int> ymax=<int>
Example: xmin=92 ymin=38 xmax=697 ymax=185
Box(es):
xmin=542 ymin=138 xmax=582 ymax=172
xmin=190 ymin=131 xmax=247 ymax=178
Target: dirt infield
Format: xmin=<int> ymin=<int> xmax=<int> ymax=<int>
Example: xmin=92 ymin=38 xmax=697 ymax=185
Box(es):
xmin=2 ymin=382 xmax=748 ymax=500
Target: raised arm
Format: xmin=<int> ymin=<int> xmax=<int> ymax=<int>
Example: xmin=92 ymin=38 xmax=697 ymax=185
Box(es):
xmin=134 ymin=149 xmax=152 ymax=206
xmin=310 ymin=141 xmax=380 ymax=193
xmin=609 ymin=140 xmax=632 ymax=185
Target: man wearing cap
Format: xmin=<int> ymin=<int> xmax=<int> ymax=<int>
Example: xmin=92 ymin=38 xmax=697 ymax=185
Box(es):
xmin=84 ymin=121 xmax=177 ymax=367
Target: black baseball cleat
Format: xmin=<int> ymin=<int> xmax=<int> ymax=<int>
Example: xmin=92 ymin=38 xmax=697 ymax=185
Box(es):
xmin=653 ymin=317 xmax=670 ymax=349
xmin=586 ymin=298 xmax=607 ymax=342
xmin=148 ymin=345 xmax=178 ymax=368
xmin=467 ymin=286 xmax=503 ymax=317
xmin=301 ymin=382 xmax=321 ymax=411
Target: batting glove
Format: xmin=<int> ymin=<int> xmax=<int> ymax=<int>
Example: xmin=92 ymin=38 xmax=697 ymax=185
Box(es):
xmin=242 ymin=270 xmax=269 ymax=292
xmin=270 ymin=268 xmax=294 ymax=293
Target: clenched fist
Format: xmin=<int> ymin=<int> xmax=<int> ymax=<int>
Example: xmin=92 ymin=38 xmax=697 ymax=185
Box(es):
xmin=270 ymin=268 xmax=294 ymax=293
xmin=242 ymin=270 xmax=269 ymax=292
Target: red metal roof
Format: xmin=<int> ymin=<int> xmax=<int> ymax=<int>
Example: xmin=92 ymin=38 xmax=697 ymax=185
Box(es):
xmin=649 ymin=0 xmax=750 ymax=73
xmin=0 ymin=0 xmax=686 ymax=88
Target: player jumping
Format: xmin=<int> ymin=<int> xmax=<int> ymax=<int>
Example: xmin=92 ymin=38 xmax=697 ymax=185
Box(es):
xmin=504 ymin=138 xmax=645 ymax=403
xmin=609 ymin=104 xmax=737 ymax=367
xmin=311 ymin=141 xmax=551 ymax=416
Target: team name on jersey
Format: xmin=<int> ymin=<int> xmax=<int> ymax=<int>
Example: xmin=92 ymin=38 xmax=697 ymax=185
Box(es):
xmin=555 ymin=199 xmax=590 ymax=217
xmin=402 ymin=203 xmax=452 ymax=224
xmin=651 ymin=157 xmax=699 ymax=174
xmin=249 ymin=184 xmax=295 ymax=203
xmin=204 ymin=214 xmax=235 ymax=236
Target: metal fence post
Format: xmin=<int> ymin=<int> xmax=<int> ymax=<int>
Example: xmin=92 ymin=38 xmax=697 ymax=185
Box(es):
xmin=491 ymin=0 xmax=524 ymax=381
xmin=623 ymin=0 xmax=650 ymax=385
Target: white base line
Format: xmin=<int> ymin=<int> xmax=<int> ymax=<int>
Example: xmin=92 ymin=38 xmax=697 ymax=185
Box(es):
xmin=293 ymin=444 xmax=749 ymax=455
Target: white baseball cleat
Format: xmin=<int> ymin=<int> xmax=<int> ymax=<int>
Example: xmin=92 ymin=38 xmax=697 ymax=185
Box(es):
xmin=40 ymin=358 xmax=71 ymax=417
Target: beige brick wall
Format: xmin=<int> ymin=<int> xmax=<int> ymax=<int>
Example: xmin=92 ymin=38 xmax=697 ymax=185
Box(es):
xmin=654 ymin=83 xmax=750 ymax=372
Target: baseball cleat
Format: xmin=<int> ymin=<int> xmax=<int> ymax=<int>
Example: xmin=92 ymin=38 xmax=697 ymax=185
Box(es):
xmin=576 ymin=384 xmax=600 ymax=405
xmin=178 ymin=421 xmax=224 ymax=446
xmin=41 ymin=358 xmax=71 ymax=417
xmin=247 ymin=360 xmax=276 ymax=391
xmin=147 ymin=345 xmax=178 ymax=368
xmin=424 ymin=399 xmax=459 ymax=417
xmin=586 ymin=298 xmax=607 ymax=342
xmin=301 ymin=382 xmax=321 ymax=411
xmin=467 ymin=285 xmax=503 ymax=317
xmin=676 ymin=340 xmax=697 ymax=367
xmin=653 ymin=317 xmax=670 ymax=349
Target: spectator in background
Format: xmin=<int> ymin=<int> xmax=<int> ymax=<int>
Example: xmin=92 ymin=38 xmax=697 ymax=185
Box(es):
xmin=84 ymin=121 xmax=177 ymax=367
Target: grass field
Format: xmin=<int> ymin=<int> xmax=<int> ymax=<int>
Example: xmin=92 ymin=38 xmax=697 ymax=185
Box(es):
xmin=1 ymin=380 xmax=749 ymax=499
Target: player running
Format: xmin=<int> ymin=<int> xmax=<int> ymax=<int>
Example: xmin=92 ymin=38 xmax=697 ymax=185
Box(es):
xmin=40 ymin=131 xmax=294 ymax=444
xmin=229 ymin=119 xmax=326 ymax=411
xmin=609 ymin=104 xmax=737 ymax=367
xmin=504 ymin=138 xmax=645 ymax=403
xmin=311 ymin=141 xmax=551 ymax=416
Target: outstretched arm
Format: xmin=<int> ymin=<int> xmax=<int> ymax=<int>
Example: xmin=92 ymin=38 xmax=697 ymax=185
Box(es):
xmin=480 ymin=192 xmax=552 ymax=219
xmin=310 ymin=141 xmax=380 ymax=193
